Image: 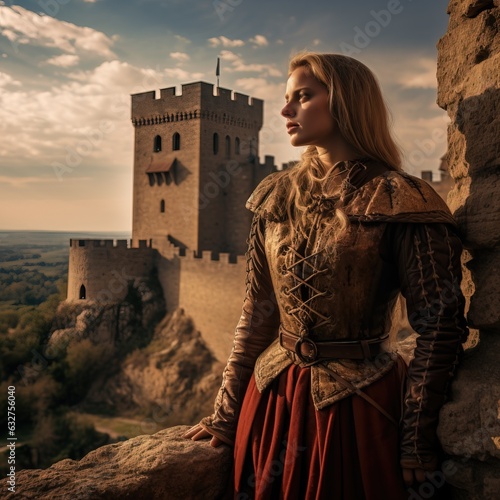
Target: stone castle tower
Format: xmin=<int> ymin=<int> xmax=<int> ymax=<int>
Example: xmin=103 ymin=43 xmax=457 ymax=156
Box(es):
xmin=131 ymin=82 xmax=264 ymax=256
xmin=67 ymin=82 xmax=276 ymax=362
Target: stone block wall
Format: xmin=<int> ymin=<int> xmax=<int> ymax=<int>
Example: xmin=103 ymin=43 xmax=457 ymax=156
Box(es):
xmin=436 ymin=1 xmax=500 ymax=498
xmin=67 ymin=239 xmax=155 ymax=303
xmin=153 ymin=236 xmax=247 ymax=364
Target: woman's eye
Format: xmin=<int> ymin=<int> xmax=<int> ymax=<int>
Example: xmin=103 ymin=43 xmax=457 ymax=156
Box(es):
xmin=299 ymin=93 xmax=309 ymax=100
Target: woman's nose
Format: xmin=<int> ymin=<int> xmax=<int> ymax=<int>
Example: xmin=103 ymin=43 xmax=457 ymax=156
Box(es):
xmin=281 ymin=102 xmax=295 ymax=118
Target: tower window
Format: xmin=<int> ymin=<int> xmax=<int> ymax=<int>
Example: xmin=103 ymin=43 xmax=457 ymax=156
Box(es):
xmin=153 ymin=135 xmax=162 ymax=152
xmin=172 ymin=132 xmax=180 ymax=151
xmin=160 ymin=199 xmax=165 ymax=213
xmin=79 ymin=284 xmax=86 ymax=300
xmin=235 ymin=137 xmax=240 ymax=155
xmin=225 ymin=135 xmax=231 ymax=158
xmin=213 ymin=133 xmax=219 ymax=155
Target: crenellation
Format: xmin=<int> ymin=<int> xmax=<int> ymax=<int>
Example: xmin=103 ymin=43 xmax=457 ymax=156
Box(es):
xmin=159 ymin=86 xmax=176 ymax=99
xmin=217 ymin=87 xmax=232 ymax=99
xmin=233 ymin=92 xmax=250 ymax=104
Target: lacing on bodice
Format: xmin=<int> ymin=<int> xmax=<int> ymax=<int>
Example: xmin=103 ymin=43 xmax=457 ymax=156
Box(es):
xmin=283 ymin=201 xmax=339 ymax=337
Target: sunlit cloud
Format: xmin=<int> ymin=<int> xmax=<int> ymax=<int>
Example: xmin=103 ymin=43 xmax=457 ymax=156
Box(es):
xmin=0 ymin=71 xmax=20 ymax=86
xmin=170 ymin=52 xmax=190 ymax=62
xmin=46 ymin=54 xmax=80 ymax=67
xmin=398 ymin=57 xmax=438 ymax=89
xmin=0 ymin=4 xmax=116 ymax=57
xmin=249 ymin=35 xmax=269 ymax=47
xmin=208 ymin=36 xmax=245 ymax=47
xmin=220 ymin=50 xmax=282 ymax=77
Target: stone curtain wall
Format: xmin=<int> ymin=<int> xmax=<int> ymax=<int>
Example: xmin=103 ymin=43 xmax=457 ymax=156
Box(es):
xmin=152 ymin=237 xmax=248 ymax=364
xmin=436 ymin=1 xmax=500 ymax=498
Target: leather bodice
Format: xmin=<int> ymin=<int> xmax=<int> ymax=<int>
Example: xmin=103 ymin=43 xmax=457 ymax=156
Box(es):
xmin=200 ymin=160 xmax=468 ymax=468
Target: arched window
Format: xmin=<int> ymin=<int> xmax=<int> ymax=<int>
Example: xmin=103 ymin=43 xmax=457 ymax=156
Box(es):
xmin=213 ymin=133 xmax=219 ymax=155
xmin=172 ymin=132 xmax=180 ymax=151
xmin=235 ymin=137 xmax=240 ymax=155
xmin=160 ymin=199 xmax=165 ymax=213
xmin=79 ymin=284 xmax=86 ymax=300
xmin=153 ymin=135 xmax=162 ymax=152
xmin=225 ymin=135 xmax=231 ymax=158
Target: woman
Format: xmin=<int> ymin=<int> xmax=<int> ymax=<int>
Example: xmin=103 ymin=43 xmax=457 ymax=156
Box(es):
xmin=184 ymin=52 xmax=468 ymax=499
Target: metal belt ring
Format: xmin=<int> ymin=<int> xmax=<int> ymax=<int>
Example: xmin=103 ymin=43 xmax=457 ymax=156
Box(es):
xmin=294 ymin=337 xmax=318 ymax=364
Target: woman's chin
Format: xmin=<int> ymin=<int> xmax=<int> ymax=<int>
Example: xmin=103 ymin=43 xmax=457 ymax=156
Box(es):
xmin=289 ymin=135 xmax=307 ymax=147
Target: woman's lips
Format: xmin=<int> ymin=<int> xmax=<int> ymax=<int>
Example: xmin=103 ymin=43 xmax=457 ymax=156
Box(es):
xmin=286 ymin=122 xmax=299 ymax=134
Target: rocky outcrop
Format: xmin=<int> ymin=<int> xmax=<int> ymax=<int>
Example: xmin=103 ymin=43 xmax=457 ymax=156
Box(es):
xmin=1 ymin=426 xmax=233 ymax=499
xmin=436 ymin=1 xmax=500 ymax=498
xmin=88 ymin=308 xmax=224 ymax=426
xmin=49 ymin=277 xmax=222 ymax=426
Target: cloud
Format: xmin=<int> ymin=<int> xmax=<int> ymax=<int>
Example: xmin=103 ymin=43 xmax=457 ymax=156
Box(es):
xmin=174 ymin=34 xmax=191 ymax=44
xmin=208 ymin=36 xmax=245 ymax=47
xmin=249 ymin=35 xmax=269 ymax=47
xmin=46 ymin=54 xmax=80 ymax=67
xmin=170 ymin=51 xmax=190 ymax=62
xmin=397 ymin=57 xmax=438 ymax=89
xmin=0 ymin=5 xmax=116 ymax=57
xmin=220 ymin=50 xmax=282 ymax=77
xmin=0 ymin=71 xmax=20 ymax=87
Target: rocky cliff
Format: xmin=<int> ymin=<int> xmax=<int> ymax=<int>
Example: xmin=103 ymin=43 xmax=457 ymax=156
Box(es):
xmin=49 ymin=278 xmax=222 ymax=426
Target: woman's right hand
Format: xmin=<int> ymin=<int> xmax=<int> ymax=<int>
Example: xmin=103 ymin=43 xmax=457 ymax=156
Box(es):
xmin=182 ymin=424 xmax=224 ymax=448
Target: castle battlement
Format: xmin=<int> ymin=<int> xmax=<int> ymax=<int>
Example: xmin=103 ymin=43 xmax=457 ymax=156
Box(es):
xmin=69 ymin=239 xmax=152 ymax=249
xmin=131 ymin=81 xmax=263 ymax=129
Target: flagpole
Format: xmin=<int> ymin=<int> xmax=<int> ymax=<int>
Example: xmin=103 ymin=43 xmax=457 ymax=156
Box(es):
xmin=216 ymin=56 xmax=220 ymax=90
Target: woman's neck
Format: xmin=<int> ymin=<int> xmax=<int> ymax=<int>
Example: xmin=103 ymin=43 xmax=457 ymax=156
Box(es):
xmin=316 ymin=143 xmax=360 ymax=169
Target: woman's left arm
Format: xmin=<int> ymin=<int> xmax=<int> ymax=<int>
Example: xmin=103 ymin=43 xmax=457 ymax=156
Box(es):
xmin=390 ymin=222 xmax=469 ymax=484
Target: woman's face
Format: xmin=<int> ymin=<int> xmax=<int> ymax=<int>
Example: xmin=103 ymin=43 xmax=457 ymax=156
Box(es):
xmin=281 ymin=66 xmax=335 ymax=148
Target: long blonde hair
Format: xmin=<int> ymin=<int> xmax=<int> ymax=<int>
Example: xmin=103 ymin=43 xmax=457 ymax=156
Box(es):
xmin=284 ymin=52 xmax=403 ymax=238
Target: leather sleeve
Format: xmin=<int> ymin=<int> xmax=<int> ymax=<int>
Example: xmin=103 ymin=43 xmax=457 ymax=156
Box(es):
xmin=199 ymin=213 xmax=280 ymax=445
xmin=387 ymin=222 xmax=469 ymax=468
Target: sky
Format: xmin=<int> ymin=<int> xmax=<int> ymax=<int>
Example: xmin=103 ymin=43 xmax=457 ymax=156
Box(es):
xmin=0 ymin=0 xmax=451 ymax=232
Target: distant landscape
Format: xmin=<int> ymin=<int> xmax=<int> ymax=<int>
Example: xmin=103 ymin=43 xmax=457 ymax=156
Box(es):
xmin=0 ymin=231 xmax=125 ymax=310
xmin=0 ymin=230 xmax=139 ymax=473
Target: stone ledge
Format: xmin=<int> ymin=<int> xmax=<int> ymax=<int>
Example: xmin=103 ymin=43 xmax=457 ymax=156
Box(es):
xmin=1 ymin=426 xmax=232 ymax=500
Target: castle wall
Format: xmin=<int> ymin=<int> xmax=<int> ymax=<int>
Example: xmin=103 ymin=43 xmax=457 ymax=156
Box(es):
xmin=67 ymin=239 xmax=155 ymax=303
xmin=177 ymin=251 xmax=247 ymax=363
xmin=436 ymin=1 xmax=500 ymax=498
xmin=151 ymin=236 xmax=247 ymax=363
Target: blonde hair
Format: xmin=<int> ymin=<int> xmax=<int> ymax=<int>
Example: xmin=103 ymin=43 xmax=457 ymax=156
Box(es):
xmin=284 ymin=52 xmax=403 ymax=238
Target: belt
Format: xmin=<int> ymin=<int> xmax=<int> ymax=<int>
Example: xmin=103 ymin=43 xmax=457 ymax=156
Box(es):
xmin=279 ymin=327 xmax=388 ymax=363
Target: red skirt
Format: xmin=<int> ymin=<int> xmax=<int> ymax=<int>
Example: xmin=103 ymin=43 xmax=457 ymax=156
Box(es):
xmin=232 ymin=356 xmax=409 ymax=500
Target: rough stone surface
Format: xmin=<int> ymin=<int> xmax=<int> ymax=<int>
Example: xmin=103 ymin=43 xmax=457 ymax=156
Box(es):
xmin=1 ymin=426 xmax=232 ymax=500
xmin=438 ymin=335 xmax=500 ymax=460
xmin=437 ymin=1 xmax=500 ymax=498
xmin=467 ymin=250 xmax=500 ymax=329
xmin=88 ymin=308 xmax=223 ymax=426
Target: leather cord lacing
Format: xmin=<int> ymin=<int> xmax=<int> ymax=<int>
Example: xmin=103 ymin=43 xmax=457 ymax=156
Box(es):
xmin=283 ymin=197 xmax=398 ymax=425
